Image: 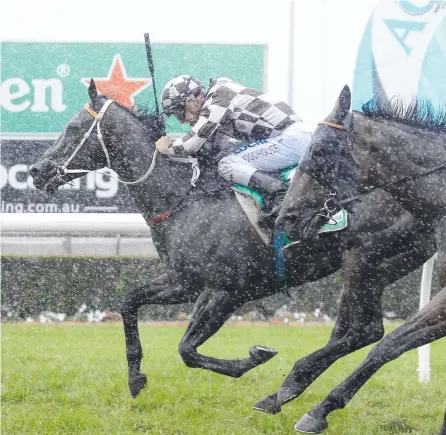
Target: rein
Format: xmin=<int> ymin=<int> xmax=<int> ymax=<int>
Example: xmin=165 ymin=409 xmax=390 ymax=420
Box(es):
xmin=318 ymin=119 xmax=446 ymax=211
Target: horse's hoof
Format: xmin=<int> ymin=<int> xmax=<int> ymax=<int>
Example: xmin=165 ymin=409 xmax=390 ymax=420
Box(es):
xmin=295 ymin=413 xmax=328 ymax=434
xmin=252 ymin=393 xmax=282 ymax=414
xmin=249 ymin=345 xmax=278 ymax=364
xmin=128 ymin=373 xmax=147 ymax=398
xmin=277 ymin=386 xmax=299 ymax=406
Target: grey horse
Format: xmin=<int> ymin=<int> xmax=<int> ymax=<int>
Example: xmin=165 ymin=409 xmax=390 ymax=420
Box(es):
xmin=274 ymin=85 xmax=446 ymax=433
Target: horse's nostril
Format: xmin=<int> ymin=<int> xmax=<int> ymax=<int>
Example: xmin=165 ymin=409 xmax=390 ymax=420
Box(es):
xmin=29 ymin=166 xmax=39 ymax=176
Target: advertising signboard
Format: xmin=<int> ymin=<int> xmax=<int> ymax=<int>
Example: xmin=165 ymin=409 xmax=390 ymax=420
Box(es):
xmin=0 ymin=42 xmax=265 ymax=212
xmin=1 ymin=42 xmax=265 ymax=135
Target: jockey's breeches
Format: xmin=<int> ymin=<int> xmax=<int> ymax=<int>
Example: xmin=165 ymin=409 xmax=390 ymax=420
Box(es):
xmin=218 ymin=122 xmax=311 ymax=185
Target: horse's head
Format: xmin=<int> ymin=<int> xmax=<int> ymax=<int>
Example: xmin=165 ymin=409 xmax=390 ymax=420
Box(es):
xmin=298 ymin=85 xmax=352 ymax=188
xmin=275 ymin=85 xmax=353 ymax=241
xmin=30 ymin=79 xmax=164 ymax=193
xmin=30 ymin=80 xmax=108 ymax=192
xmin=275 ymin=168 xmax=335 ymax=241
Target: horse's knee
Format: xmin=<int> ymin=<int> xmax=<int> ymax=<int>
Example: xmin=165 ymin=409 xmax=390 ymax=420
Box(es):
xmin=369 ymin=321 xmax=385 ymax=343
xmin=326 ymin=321 xmax=383 ymax=354
xmin=366 ymin=322 xmax=412 ymax=362
xmin=178 ymin=342 xmax=199 ymax=368
xmin=120 ymin=289 xmax=139 ymax=315
xmin=150 ymin=272 xmax=171 ymax=287
xmin=350 ymin=320 xmax=384 ymax=349
xmin=367 ymin=339 xmax=399 ymax=363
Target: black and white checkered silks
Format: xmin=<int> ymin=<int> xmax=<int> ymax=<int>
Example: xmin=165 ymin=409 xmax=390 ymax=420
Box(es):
xmin=169 ymin=77 xmax=302 ymax=156
xmin=161 ymin=75 xmax=204 ymax=116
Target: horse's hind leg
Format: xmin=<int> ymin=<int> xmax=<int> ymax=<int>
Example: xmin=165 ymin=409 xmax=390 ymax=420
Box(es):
xmin=434 ymin=216 xmax=446 ymax=435
xmin=436 ymin=216 xmax=446 ymax=288
xmin=177 ymin=287 xmax=278 ymax=377
xmin=120 ymin=281 xmax=199 ymax=398
xmin=441 ymin=408 xmax=446 ymax=435
xmin=294 ymin=287 xmax=446 ymax=434
xmin=436 ymin=217 xmax=446 ymax=435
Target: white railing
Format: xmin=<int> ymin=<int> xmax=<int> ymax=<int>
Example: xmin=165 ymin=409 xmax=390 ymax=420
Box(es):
xmin=417 ymin=252 xmax=438 ymax=383
xmin=0 ymin=213 xmax=156 ymax=256
xmin=0 ymin=213 xmax=149 ymax=236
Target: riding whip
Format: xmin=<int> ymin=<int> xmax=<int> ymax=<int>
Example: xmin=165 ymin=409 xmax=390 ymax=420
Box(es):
xmin=144 ymin=33 xmax=160 ymax=116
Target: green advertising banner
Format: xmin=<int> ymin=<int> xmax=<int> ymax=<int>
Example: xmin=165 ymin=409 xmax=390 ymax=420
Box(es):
xmin=1 ymin=42 xmax=265 ymax=135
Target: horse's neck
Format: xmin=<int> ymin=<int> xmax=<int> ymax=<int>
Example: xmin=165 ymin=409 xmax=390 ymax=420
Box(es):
xmin=127 ymin=155 xmax=197 ymax=220
xmin=103 ymin=107 xmax=230 ymax=225
xmin=354 ymin=116 xmax=444 ymax=177
xmin=103 ymin=118 xmax=199 ymax=220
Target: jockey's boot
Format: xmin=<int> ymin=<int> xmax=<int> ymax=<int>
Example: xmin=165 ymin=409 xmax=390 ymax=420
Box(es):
xmin=248 ymin=171 xmax=288 ymax=226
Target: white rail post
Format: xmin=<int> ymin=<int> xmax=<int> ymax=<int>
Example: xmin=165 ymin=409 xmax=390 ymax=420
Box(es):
xmin=417 ymin=252 xmax=438 ymax=383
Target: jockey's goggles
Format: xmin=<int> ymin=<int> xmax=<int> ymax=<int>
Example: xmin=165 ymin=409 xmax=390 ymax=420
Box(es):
xmin=165 ymin=80 xmax=205 ymax=121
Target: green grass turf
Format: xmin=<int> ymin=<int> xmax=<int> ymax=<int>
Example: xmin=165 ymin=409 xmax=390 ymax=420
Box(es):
xmin=2 ymin=323 xmax=445 ymax=434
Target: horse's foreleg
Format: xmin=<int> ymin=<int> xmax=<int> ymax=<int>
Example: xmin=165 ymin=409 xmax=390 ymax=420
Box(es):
xmin=255 ymin=225 xmax=435 ymax=414
xmin=326 ymin=288 xmax=352 ymax=344
xmin=295 ymin=287 xmax=446 ymax=434
xmin=120 ymin=280 xmax=199 ymax=398
xmin=177 ymin=287 xmax=277 ymax=377
xmin=254 ymin=272 xmax=384 ymax=414
xmin=276 ymin=302 xmax=383 ymax=412
xmin=276 ymin=250 xmax=384 ymax=407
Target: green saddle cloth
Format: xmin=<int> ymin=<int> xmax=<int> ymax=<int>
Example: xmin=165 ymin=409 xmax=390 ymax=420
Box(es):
xmin=232 ymin=166 xmax=348 ymax=234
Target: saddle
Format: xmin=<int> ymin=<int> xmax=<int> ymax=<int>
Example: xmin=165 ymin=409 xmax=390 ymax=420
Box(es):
xmin=231 ymin=167 xmax=296 ymax=245
xmin=232 ymin=166 xmax=347 ymax=246
xmin=233 ymin=167 xmax=296 ymax=216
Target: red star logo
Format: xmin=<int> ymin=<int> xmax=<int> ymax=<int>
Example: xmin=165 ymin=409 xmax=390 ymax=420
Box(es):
xmin=81 ymin=54 xmax=151 ymax=108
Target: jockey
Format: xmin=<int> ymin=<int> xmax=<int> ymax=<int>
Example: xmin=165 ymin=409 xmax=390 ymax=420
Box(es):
xmin=155 ymin=74 xmax=312 ymax=217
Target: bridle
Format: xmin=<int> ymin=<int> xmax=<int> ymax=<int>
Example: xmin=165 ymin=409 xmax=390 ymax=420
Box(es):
xmin=318 ymin=120 xmax=346 ymax=131
xmin=284 ymin=118 xmax=446 ymax=245
xmin=56 ymin=98 xmax=201 ymax=187
xmin=56 ymin=99 xmax=158 ymax=185
xmin=309 ymin=120 xmax=349 ymax=222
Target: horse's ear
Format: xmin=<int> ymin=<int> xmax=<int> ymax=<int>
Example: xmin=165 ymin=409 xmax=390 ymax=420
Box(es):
xmin=88 ymin=78 xmax=98 ymax=102
xmin=326 ymin=84 xmax=351 ymax=124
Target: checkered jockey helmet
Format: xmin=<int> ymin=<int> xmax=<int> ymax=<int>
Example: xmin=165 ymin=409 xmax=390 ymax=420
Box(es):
xmin=161 ymin=75 xmax=205 ymax=119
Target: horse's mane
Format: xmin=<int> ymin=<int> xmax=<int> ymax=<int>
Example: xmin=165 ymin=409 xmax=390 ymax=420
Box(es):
xmin=130 ymin=105 xmax=165 ymax=139
xmin=95 ymin=94 xmax=165 ymax=139
xmin=361 ymin=97 xmax=446 ymax=131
